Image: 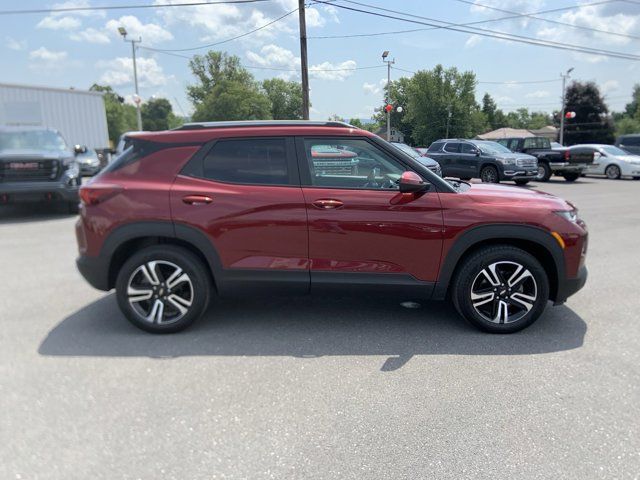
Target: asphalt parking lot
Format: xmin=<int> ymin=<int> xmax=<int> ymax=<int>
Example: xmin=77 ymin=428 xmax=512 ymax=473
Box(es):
xmin=1 ymin=176 xmax=639 ymax=479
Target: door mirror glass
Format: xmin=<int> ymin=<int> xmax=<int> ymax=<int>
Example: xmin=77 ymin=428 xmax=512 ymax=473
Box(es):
xmin=399 ymin=171 xmax=428 ymax=194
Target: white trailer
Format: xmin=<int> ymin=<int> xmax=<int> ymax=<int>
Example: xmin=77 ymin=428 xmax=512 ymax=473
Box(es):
xmin=0 ymin=83 xmax=109 ymax=151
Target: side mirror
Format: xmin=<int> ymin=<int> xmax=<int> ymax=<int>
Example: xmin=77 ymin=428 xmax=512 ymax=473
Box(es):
xmin=399 ymin=171 xmax=428 ymax=194
xmin=74 ymin=145 xmax=88 ymax=155
xmin=474 ymin=149 xmax=481 ymax=156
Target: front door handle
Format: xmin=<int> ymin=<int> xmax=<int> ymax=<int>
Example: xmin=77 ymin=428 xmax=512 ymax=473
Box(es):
xmin=182 ymin=194 xmax=213 ymax=205
xmin=312 ymin=199 xmax=344 ymax=209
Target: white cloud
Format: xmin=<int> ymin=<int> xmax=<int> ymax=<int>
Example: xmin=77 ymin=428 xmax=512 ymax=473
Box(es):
xmin=601 ymin=79 xmax=619 ymax=93
xmin=363 ymin=78 xmax=387 ymax=95
xmin=6 ymin=37 xmax=26 ymax=51
xmin=70 ymin=27 xmax=110 ymax=44
xmin=105 ymin=16 xmax=173 ymax=45
xmin=525 ymin=90 xmax=550 ymax=99
xmin=310 ymin=60 xmax=357 ymax=81
xmin=470 ymin=0 xmax=545 ymax=27
xmin=305 ymin=7 xmax=325 ymax=28
xmin=37 ymin=16 xmax=81 ymax=30
xmin=465 ymin=34 xmax=482 ymax=48
xmin=97 ymin=56 xmax=172 ymax=87
xmin=30 ymin=47 xmax=68 ymax=62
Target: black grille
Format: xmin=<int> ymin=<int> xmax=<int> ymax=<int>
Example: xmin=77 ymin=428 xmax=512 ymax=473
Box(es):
xmin=0 ymin=159 xmax=59 ymax=183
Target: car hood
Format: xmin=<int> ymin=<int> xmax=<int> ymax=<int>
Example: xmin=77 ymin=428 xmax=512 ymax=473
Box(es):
xmin=614 ymin=154 xmax=640 ymax=163
xmin=416 ymin=156 xmax=439 ymax=167
xmin=463 ymin=182 xmax=572 ymax=210
xmin=0 ymin=149 xmax=73 ymax=161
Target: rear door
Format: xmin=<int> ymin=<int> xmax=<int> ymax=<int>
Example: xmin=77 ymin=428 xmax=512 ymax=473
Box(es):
xmin=171 ymin=136 xmax=309 ymax=294
xmin=441 ymin=141 xmax=462 ymax=177
xmin=296 ymin=136 xmax=444 ymax=294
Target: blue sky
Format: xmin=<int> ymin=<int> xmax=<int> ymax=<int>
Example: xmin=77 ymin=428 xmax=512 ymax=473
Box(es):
xmin=2 ymin=0 xmax=640 ymax=120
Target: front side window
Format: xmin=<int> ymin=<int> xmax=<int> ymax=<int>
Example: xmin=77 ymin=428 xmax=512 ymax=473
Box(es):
xmin=621 ymin=136 xmax=640 ymax=146
xmin=523 ymin=137 xmax=551 ymax=149
xmin=460 ymin=143 xmax=477 ymax=154
xmin=303 ymin=138 xmax=407 ymax=190
xmin=508 ymin=139 xmax=520 ymax=151
xmin=203 ymin=138 xmax=288 ymax=185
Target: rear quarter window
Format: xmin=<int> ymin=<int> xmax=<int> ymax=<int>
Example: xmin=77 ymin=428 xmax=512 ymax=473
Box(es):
xmin=102 ymin=139 xmax=162 ymax=173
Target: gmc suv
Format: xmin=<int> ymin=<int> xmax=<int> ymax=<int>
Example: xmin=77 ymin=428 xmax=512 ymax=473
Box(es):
xmin=425 ymin=139 xmax=537 ymax=185
xmin=0 ymin=126 xmax=81 ymax=212
xmin=75 ymin=121 xmax=588 ymax=334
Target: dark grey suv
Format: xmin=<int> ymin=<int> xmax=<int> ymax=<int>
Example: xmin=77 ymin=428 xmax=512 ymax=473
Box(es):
xmin=426 ymin=139 xmax=538 ymax=185
xmin=0 ymin=126 xmax=81 ymax=212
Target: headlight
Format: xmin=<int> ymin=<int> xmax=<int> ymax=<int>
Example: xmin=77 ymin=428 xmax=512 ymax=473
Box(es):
xmin=496 ymin=157 xmax=516 ymax=165
xmin=555 ymin=210 xmax=578 ymax=223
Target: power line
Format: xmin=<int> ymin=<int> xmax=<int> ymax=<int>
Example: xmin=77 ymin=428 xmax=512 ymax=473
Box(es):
xmin=454 ymin=0 xmax=640 ymax=42
xmin=144 ymin=8 xmax=298 ymax=53
xmin=313 ymin=0 xmax=640 ymax=61
xmin=394 ymin=66 xmax=561 ymax=85
xmin=309 ymin=0 xmax=621 ymax=39
xmin=0 ymin=0 xmax=269 ymax=16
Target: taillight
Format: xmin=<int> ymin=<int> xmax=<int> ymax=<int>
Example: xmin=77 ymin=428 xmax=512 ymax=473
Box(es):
xmin=564 ymin=150 xmax=570 ymax=161
xmin=79 ymin=184 xmax=123 ymax=206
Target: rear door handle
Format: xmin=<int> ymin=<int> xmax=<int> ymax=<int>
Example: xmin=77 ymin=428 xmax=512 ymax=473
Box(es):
xmin=182 ymin=194 xmax=213 ymax=205
xmin=312 ymin=199 xmax=344 ymax=209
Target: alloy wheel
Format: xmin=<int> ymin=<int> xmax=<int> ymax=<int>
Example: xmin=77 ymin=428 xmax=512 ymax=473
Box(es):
xmin=470 ymin=261 xmax=538 ymax=324
xmin=481 ymin=167 xmax=498 ymax=183
xmin=127 ymin=260 xmax=194 ymax=325
xmin=535 ymin=166 xmax=546 ymax=181
xmin=606 ymin=165 xmax=621 ymax=179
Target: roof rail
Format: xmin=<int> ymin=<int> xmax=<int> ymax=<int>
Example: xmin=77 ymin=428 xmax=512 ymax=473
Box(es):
xmin=174 ymin=120 xmax=355 ymax=131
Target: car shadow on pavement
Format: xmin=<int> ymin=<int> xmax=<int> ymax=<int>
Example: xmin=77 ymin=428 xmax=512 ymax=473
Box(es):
xmin=39 ymin=294 xmax=587 ymax=371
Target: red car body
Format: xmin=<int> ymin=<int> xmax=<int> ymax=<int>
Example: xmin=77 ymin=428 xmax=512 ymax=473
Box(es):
xmin=76 ymin=122 xmax=587 ymax=332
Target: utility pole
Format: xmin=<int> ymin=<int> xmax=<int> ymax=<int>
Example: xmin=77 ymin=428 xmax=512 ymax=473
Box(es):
xmin=118 ymin=27 xmax=143 ymax=131
xmin=445 ymin=104 xmax=452 ymax=138
xmin=559 ymin=67 xmax=574 ymax=146
xmin=298 ymin=0 xmax=310 ymax=120
xmin=382 ymin=51 xmax=394 ymax=141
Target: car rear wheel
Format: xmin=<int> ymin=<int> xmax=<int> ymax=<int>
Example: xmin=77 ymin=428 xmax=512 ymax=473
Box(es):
xmin=480 ymin=165 xmax=499 ymax=183
xmin=605 ymin=164 xmax=621 ymax=179
xmin=115 ymin=245 xmax=212 ymax=333
xmin=535 ymin=163 xmax=552 ymax=181
xmin=452 ymin=246 xmax=549 ymax=333
xmin=562 ymin=172 xmax=580 ymax=182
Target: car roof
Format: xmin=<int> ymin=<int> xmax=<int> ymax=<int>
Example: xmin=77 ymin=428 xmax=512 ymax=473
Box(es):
xmin=130 ymin=120 xmax=375 ymax=144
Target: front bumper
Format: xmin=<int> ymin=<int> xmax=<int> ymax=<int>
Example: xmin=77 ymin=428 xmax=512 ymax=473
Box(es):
xmin=0 ymin=180 xmax=79 ymax=202
xmin=500 ymin=167 xmax=538 ymax=179
xmin=555 ymin=265 xmax=588 ymax=305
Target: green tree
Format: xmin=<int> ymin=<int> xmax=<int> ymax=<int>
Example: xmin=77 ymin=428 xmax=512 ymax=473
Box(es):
xmin=481 ymin=93 xmax=507 ymax=130
xmin=188 ymin=51 xmax=271 ymax=121
xmin=402 ymin=65 xmax=479 ymax=145
xmin=262 ymin=78 xmax=303 ymax=120
xmin=373 ymin=76 xmax=413 ymax=142
xmin=191 ymin=80 xmax=271 ymax=122
xmin=624 ymin=84 xmax=640 ymax=119
xmin=90 ymin=84 xmax=137 ymax=144
xmin=563 ymin=81 xmax=614 ymax=145
xmin=615 ymin=116 xmax=640 ymax=136
xmin=141 ymin=98 xmax=179 ymax=131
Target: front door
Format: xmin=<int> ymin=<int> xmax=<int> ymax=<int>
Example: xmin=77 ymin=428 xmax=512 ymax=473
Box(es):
xmin=171 ymin=136 xmax=309 ymax=294
xmin=296 ymin=136 xmax=444 ymax=296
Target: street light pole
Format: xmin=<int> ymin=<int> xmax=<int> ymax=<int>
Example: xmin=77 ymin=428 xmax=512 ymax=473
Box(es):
xmin=559 ymin=67 xmax=574 ymax=146
xmin=119 ymin=27 xmax=143 ymax=131
xmin=298 ymin=0 xmax=310 ymax=120
xmin=382 ymin=51 xmax=394 ymax=141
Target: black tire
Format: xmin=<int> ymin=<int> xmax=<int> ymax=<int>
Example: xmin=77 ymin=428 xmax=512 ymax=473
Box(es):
xmin=535 ymin=162 xmax=552 ymax=182
xmin=480 ymin=165 xmax=500 ymax=183
xmin=514 ymin=179 xmax=529 ymax=186
xmin=451 ymin=245 xmax=549 ymax=334
xmin=115 ymin=245 xmax=212 ymax=333
xmin=633 ymin=176 xmax=640 ymax=180
xmin=562 ymin=172 xmax=580 ymax=182
xmin=605 ymin=164 xmax=621 ymax=179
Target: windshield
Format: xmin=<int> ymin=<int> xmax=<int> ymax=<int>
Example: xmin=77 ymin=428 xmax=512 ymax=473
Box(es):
xmin=391 ymin=142 xmax=420 ymax=158
xmin=0 ymin=129 xmax=68 ymax=152
xmin=470 ymin=140 xmax=512 ymax=155
xmin=601 ymin=145 xmax=629 ymax=156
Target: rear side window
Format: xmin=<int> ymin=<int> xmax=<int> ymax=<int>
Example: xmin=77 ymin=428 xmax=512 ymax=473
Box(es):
xmin=444 ymin=142 xmax=460 ymax=153
xmin=102 ymin=139 xmax=161 ymax=173
xmin=508 ymin=139 xmax=520 ymax=151
xmin=428 ymin=141 xmax=444 ymax=152
xmin=620 ymin=136 xmax=640 ymax=146
xmin=203 ymin=138 xmax=288 ymax=185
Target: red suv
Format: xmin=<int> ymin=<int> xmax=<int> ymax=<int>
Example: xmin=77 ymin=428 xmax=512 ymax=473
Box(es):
xmin=75 ymin=121 xmax=588 ymax=334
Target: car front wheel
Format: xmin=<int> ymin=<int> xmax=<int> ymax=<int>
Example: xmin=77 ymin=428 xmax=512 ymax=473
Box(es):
xmin=480 ymin=165 xmax=499 ymax=183
xmin=115 ymin=245 xmax=212 ymax=333
xmin=605 ymin=164 xmax=621 ymax=179
xmin=452 ymin=246 xmax=550 ymax=333
xmin=535 ymin=163 xmax=552 ymax=181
